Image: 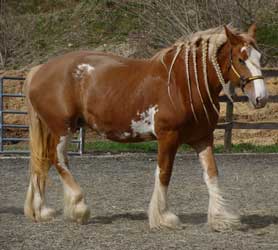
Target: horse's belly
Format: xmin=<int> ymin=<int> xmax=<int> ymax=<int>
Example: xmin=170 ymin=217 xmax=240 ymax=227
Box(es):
xmin=85 ymin=104 xmax=158 ymax=142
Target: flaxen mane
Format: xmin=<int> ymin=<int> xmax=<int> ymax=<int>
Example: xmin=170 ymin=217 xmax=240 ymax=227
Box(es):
xmin=153 ymin=25 xmax=251 ymax=124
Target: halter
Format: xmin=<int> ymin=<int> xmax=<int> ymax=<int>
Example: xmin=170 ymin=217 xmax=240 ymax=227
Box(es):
xmin=229 ymin=49 xmax=264 ymax=91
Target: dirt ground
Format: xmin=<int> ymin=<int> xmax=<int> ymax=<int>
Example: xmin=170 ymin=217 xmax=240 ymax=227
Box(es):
xmin=1 ymin=153 xmax=278 ymax=250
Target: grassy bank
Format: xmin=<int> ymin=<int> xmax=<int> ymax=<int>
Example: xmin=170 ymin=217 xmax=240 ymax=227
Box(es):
xmin=84 ymin=141 xmax=278 ymax=154
xmin=2 ymin=141 xmax=278 ymax=154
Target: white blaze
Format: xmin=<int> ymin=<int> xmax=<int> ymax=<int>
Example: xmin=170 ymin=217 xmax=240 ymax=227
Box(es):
xmin=245 ymin=47 xmax=268 ymax=100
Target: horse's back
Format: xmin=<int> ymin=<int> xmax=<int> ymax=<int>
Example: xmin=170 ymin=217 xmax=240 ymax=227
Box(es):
xmin=25 ymin=51 xmax=158 ymax=136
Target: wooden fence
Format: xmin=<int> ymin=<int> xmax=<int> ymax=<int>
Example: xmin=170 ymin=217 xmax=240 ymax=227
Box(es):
xmin=218 ymin=69 xmax=278 ymax=151
xmin=0 ymin=69 xmax=277 ymax=154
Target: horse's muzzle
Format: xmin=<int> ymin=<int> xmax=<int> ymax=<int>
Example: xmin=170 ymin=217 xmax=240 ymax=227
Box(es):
xmin=254 ymin=96 xmax=268 ymax=109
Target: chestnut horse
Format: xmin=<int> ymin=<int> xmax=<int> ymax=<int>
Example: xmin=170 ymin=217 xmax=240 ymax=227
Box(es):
xmin=24 ymin=24 xmax=267 ymax=231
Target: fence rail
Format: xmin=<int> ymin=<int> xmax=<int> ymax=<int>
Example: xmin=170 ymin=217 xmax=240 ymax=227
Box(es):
xmin=0 ymin=68 xmax=277 ymax=154
xmin=0 ymin=76 xmax=84 ymax=155
xmin=217 ymin=68 xmax=278 ymax=151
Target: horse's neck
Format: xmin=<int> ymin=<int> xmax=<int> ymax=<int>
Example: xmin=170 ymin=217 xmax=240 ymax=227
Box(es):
xmin=207 ymin=41 xmax=231 ymax=96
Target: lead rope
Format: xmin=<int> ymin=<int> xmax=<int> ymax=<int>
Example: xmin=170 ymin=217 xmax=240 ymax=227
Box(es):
xmin=201 ymin=40 xmax=220 ymax=116
xmin=192 ymin=44 xmax=211 ymax=125
xmin=185 ymin=42 xmax=199 ymax=123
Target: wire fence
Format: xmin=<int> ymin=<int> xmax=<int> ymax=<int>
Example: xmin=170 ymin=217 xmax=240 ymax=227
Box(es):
xmin=0 ymin=76 xmax=85 ymax=155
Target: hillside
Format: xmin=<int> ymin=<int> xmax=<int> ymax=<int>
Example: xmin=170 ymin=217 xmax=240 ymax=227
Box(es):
xmin=0 ymin=0 xmax=277 ymax=149
xmin=0 ymin=0 xmax=277 ymax=70
xmin=0 ymin=1 xmax=139 ymax=69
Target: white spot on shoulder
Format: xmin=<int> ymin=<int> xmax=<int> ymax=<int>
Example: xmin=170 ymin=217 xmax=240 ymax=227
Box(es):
xmin=131 ymin=105 xmax=158 ymax=137
xmin=74 ymin=63 xmax=95 ymax=79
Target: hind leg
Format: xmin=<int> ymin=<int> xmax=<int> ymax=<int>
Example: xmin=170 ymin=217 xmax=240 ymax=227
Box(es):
xmin=24 ymin=162 xmax=55 ymax=221
xmin=55 ymin=134 xmax=90 ymax=224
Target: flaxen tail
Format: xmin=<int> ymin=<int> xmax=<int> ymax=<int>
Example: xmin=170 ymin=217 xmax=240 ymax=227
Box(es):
xmin=24 ymin=65 xmax=58 ymax=221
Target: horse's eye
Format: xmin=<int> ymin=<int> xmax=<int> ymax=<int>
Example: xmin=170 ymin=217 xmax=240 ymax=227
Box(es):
xmin=239 ymin=58 xmax=245 ymax=65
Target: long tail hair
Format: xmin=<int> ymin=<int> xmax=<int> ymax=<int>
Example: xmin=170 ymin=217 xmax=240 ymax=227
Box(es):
xmin=24 ymin=65 xmax=58 ymax=219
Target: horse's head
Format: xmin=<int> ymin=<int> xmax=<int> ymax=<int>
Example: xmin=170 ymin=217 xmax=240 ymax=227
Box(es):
xmin=224 ymin=24 xmax=268 ymax=109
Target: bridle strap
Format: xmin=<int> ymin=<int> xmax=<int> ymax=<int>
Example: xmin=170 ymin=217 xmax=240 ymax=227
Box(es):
xmin=229 ymin=50 xmax=264 ymax=90
xmin=231 ymin=64 xmax=241 ymax=79
xmin=244 ymin=75 xmax=264 ymax=83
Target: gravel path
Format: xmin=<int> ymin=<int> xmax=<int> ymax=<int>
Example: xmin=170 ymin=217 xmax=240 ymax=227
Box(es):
xmin=1 ymin=153 xmax=278 ymax=250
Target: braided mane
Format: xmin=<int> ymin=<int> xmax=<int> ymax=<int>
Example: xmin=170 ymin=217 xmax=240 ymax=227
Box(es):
xmin=153 ymin=25 xmax=246 ymax=124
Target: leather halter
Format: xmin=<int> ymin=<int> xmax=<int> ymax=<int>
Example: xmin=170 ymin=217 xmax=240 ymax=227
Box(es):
xmin=229 ymin=49 xmax=264 ymax=91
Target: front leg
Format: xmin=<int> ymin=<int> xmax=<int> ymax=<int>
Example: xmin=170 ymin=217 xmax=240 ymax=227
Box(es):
xmin=148 ymin=131 xmax=180 ymax=229
xmin=193 ymin=138 xmax=240 ymax=231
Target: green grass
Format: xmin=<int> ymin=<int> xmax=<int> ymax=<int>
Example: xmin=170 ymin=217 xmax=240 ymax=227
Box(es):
xmin=84 ymin=141 xmax=278 ymax=154
xmin=214 ymin=143 xmax=278 ymax=154
xmin=2 ymin=141 xmax=278 ymax=154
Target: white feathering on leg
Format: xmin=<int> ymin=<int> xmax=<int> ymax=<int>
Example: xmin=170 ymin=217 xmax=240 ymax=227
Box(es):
xmin=204 ymin=173 xmax=240 ymax=231
xmin=148 ymin=166 xmax=180 ymax=229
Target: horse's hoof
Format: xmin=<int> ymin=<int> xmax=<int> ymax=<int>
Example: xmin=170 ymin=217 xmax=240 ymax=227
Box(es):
xmin=40 ymin=207 xmax=56 ymax=221
xmin=149 ymin=211 xmax=180 ymax=229
xmin=208 ymin=213 xmax=241 ymax=232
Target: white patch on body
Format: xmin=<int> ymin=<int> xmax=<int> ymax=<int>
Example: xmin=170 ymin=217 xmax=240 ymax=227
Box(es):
xmin=117 ymin=132 xmax=131 ymax=140
xmin=245 ymin=47 xmax=268 ymax=100
xmin=123 ymin=132 xmax=130 ymax=137
xmin=148 ymin=166 xmax=180 ymax=228
xmin=131 ymin=105 xmax=158 ymax=137
xmin=74 ymin=63 xmax=95 ymax=79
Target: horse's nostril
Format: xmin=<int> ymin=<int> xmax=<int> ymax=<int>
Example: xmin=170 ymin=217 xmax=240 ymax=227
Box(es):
xmin=256 ymin=97 xmax=260 ymax=105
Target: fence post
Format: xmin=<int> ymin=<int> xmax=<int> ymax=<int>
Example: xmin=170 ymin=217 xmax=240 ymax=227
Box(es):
xmin=79 ymin=127 xmax=85 ymax=155
xmin=224 ymin=85 xmax=234 ymax=152
xmin=0 ymin=78 xmax=3 ymax=152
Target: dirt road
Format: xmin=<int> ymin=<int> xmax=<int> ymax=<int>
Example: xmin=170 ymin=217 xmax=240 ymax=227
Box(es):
xmin=1 ymin=153 xmax=278 ymax=250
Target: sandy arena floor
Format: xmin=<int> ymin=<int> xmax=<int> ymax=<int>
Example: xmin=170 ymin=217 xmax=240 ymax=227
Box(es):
xmin=1 ymin=153 xmax=278 ymax=250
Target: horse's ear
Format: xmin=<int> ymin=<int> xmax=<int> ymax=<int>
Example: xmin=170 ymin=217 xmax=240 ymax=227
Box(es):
xmin=224 ymin=25 xmax=241 ymax=46
xmin=248 ymin=23 xmax=257 ymax=38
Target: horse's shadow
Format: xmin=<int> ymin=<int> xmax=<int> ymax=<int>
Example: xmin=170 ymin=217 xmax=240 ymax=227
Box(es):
xmin=88 ymin=212 xmax=147 ymax=224
xmin=241 ymin=214 xmax=278 ymax=230
xmin=0 ymin=206 xmax=23 ymax=215
xmin=89 ymin=212 xmax=278 ymax=231
xmin=1 ymin=207 xmax=278 ymax=230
